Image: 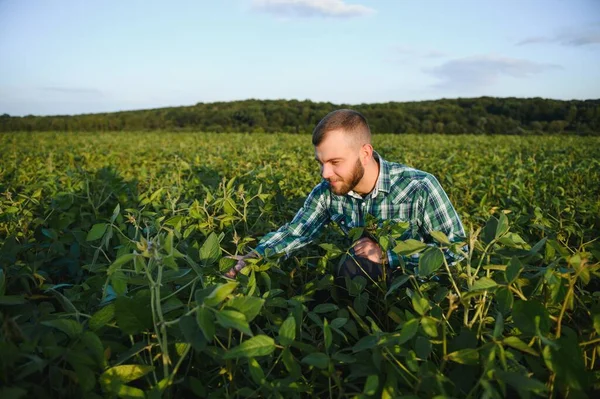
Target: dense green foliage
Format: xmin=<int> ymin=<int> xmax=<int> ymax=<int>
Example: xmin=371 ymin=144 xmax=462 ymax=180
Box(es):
xmin=2 ymin=97 xmax=600 ymax=135
xmin=0 ymin=132 xmax=599 ymax=398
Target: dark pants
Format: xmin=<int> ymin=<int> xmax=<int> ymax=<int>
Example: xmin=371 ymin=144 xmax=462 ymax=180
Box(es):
xmin=310 ymin=255 xmax=390 ymax=308
xmin=337 ymin=255 xmax=387 ymax=282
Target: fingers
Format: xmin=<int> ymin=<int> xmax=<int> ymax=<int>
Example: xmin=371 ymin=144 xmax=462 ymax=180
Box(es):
xmin=224 ymin=268 xmax=237 ymax=278
xmin=353 ymin=237 xmax=382 ymax=263
xmin=224 ymin=253 xmax=258 ymax=279
xmin=354 ymin=238 xmax=378 ymax=253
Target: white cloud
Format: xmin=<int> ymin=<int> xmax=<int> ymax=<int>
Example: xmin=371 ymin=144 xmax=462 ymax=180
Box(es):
xmin=517 ymin=27 xmax=600 ymax=47
xmin=427 ymin=55 xmax=561 ymax=90
xmin=251 ymin=0 xmax=375 ymax=18
xmin=392 ymin=45 xmax=448 ymax=59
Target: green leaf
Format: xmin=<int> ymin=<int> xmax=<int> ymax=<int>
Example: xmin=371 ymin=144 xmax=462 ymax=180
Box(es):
xmin=219 ymin=256 xmax=236 ymax=272
xmin=179 ymin=315 xmax=207 ymax=351
xmin=313 ymin=303 xmax=338 ymax=314
xmin=81 ymin=331 xmax=105 ymax=367
xmin=496 ymin=286 xmax=513 ymax=315
xmin=430 ymin=230 xmax=451 ymax=245
xmin=188 ymin=376 xmax=206 ymax=397
xmin=222 ymin=335 xmax=275 ymax=359
xmin=324 ymin=319 xmax=332 ymax=351
xmin=495 ymin=213 xmax=509 ymax=238
xmin=194 ymin=287 xmax=213 ymax=305
xmin=111 ymin=271 xmax=127 ymax=296
xmin=282 ymin=348 xmax=301 ymax=377
xmin=492 ymin=312 xmax=504 ymax=339
xmin=363 ymin=374 xmax=379 ymax=396
xmin=199 ymin=232 xmax=221 ymax=266
xmin=278 ymin=315 xmax=296 ymax=346
xmin=42 ymin=228 xmax=58 ymax=240
xmin=385 ymin=275 xmax=410 ymax=299
xmin=99 ymin=364 xmax=154 ymax=394
xmin=482 ymin=217 xmax=498 ymax=244
xmin=41 ymin=319 xmax=82 ymax=339
xmin=505 ymin=256 xmax=523 ymax=284
xmin=248 ymin=357 xmax=265 ymax=385
xmin=115 ymin=293 xmax=152 ymax=335
xmin=502 ymin=336 xmax=538 ymax=356
xmin=319 ymin=243 xmax=343 ymax=258
xmin=107 ymin=253 xmax=135 ymax=275
xmin=164 ymin=231 xmax=174 ymax=254
xmin=353 ymin=292 xmax=369 ymax=316
xmin=415 ymin=336 xmax=432 ymax=359
xmin=203 ymin=282 xmax=238 ymax=307
xmin=513 ymin=300 xmax=550 ymax=335
xmin=215 ymin=310 xmax=253 ymax=336
xmin=396 ymin=318 xmax=419 ymax=344
xmin=301 ymin=352 xmax=329 ymax=369
xmin=498 ymin=232 xmax=528 ymax=248
xmin=593 ymin=313 xmax=600 ymax=335
xmin=74 ymin=365 xmax=96 ymax=392
xmin=196 ymin=307 xmax=215 ymax=342
xmin=543 ymin=332 xmax=589 ymax=390
xmin=418 ymin=247 xmax=444 ymax=277
xmin=330 ymin=317 xmax=347 ymax=329
xmin=471 ymin=277 xmax=497 ymax=291
xmin=225 ymin=296 xmax=264 ymax=322
xmin=420 ymin=317 xmax=438 ymax=338
xmin=110 ymin=203 xmax=120 ymax=224
xmin=89 ymin=303 xmax=115 ymax=331
xmin=331 ymin=352 xmax=356 ymax=364
xmin=86 ymin=223 xmax=107 ymax=241
xmin=394 ymin=239 xmax=427 ymax=256
xmin=495 ymin=370 xmax=546 ymax=393
xmin=353 ymin=335 xmax=380 ymax=352
xmin=347 ymin=276 xmax=367 ymax=296
xmin=412 ymin=295 xmax=430 ymax=316
xmin=446 ymin=348 xmax=479 ymax=365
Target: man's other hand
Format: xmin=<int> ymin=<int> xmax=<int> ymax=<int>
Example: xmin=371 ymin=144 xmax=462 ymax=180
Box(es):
xmin=224 ymin=254 xmax=254 ymax=278
xmin=353 ymin=237 xmax=382 ymax=264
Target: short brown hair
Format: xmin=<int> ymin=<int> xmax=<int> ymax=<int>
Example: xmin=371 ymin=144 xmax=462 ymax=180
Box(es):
xmin=312 ymin=109 xmax=371 ymax=146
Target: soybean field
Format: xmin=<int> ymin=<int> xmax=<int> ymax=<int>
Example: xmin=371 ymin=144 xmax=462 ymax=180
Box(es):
xmin=0 ymin=132 xmax=599 ymax=398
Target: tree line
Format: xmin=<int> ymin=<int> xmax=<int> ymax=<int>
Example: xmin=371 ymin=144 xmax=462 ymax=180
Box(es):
xmin=1 ymin=97 xmax=599 ymax=134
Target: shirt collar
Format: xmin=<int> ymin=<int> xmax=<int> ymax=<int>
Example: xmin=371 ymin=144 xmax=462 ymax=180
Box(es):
xmin=374 ymin=151 xmax=391 ymax=194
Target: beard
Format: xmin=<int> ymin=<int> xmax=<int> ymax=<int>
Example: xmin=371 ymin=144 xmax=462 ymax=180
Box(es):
xmin=328 ymin=158 xmax=365 ymax=196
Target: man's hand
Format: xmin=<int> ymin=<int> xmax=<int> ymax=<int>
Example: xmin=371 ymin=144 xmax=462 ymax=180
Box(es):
xmin=352 ymin=237 xmax=383 ymax=264
xmin=224 ymin=253 xmax=255 ymax=278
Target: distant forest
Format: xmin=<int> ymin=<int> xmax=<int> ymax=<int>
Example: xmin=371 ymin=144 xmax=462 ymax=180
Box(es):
xmin=1 ymin=97 xmax=599 ymax=135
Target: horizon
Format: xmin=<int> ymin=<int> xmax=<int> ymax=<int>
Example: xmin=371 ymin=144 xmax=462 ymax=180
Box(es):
xmin=1 ymin=0 xmax=600 ymax=117
xmin=4 ymin=95 xmax=600 ymax=119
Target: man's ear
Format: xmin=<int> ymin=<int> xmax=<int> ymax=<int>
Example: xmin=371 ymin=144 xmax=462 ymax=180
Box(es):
xmin=361 ymin=143 xmax=373 ymax=164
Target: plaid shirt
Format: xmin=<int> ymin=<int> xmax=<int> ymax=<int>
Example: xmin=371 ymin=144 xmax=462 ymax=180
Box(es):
xmin=255 ymin=153 xmax=466 ymax=269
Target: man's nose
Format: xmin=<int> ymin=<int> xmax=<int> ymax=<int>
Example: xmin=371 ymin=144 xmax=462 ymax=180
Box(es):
xmin=321 ymin=164 xmax=333 ymax=179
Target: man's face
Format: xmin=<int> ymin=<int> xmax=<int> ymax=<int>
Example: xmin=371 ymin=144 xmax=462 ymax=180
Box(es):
xmin=314 ymin=129 xmax=365 ymax=196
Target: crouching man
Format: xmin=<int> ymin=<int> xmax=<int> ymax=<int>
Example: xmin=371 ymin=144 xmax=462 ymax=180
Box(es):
xmin=226 ymin=109 xmax=465 ymax=286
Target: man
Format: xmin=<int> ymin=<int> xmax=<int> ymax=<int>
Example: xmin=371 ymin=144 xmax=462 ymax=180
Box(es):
xmin=226 ymin=109 xmax=465 ymax=282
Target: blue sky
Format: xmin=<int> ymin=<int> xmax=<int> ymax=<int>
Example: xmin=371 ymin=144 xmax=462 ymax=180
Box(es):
xmin=1 ymin=0 xmax=599 ymax=116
